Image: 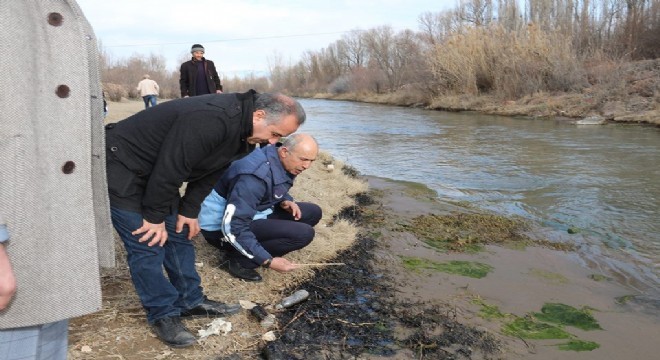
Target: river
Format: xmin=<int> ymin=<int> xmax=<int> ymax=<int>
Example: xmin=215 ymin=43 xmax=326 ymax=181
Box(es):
xmin=297 ymin=98 xmax=660 ymax=298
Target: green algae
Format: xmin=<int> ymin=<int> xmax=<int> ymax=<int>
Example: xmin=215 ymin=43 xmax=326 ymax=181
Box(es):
xmin=558 ymin=340 xmax=601 ymax=351
xmin=588 ymin=273 xmax=612 ymax=282
xmin=401 ymin=256 xmax=493 ymax=279
xmin=502 ymin=317 xmax=571 ymax=339
xmin=528 ymin=268 xmax=569 ymax=284
xmin=475 ymin=300 xmax=602 ymax=352
xmin=401 ymin=213 xmax=532 ymax=252
xmin=567 ymin=226 xmax=580 ymax=234
xmin=472 ymin=298 xmax=509 ymax=320
xmin=534 ymin=303 xmax=601 ymax=331
xmin=398 ymin=180 xmax=439 ymax=200
xmin=615 ymin=294 xmax=636 ymax=305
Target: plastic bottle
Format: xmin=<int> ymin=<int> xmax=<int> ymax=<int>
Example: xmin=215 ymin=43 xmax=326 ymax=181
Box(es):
xmin=276 ymin=289 xmax=309 ymax=309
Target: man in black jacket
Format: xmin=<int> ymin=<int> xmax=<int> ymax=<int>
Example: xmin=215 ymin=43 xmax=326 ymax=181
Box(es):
xmin=105 ymin=90 xmax=305 ymax=347
xmin=179 ymin=44 xmax=223 ymax=97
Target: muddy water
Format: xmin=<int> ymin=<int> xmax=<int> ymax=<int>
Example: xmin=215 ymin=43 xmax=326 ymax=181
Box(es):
xmin=298 ymin=98 xmax=660 ymax=298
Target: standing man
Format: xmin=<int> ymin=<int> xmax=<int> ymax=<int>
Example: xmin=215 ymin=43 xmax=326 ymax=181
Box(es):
xmin=136 ymin=74 xmax=160 ymax=109
xmin=179 ymin=44 xmax=223 ymax=97
xmin=105 ymin=91 xmax=305 ymax=347
xmin=0 ymin=1 xmax=114 ymax=359
xmin=199 ymin=134 xmax=322 ymax=282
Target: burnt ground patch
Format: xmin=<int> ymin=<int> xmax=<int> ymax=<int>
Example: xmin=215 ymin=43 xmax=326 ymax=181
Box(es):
xmin=242 ymin=193 xmax=502 ymax=360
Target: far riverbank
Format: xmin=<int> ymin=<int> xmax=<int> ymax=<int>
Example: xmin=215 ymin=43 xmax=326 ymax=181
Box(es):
xmin=294 ymin=58 xmax=659 ymax=126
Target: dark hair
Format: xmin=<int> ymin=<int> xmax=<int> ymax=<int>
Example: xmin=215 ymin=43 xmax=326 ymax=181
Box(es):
xmin=254 ymin=93 xmax=306 ymax=125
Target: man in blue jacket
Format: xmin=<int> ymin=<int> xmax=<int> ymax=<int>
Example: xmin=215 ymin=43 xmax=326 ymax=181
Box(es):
xmin=105 ymin=91 xmax=305 ymax=347
xmin=199 ymin=133 xmax=321 ymax=282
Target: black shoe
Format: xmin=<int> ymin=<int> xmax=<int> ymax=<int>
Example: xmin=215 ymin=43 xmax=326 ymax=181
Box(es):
xmin=226 ymin=257 xmax=263 ymax=282
xmin=152 ymin=316 xmax=196 ymax=348
xmin=181 ymin=296 xmax=241 ymax=318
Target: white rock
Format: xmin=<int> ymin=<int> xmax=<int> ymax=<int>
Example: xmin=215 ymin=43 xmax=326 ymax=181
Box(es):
xmin=262 ymin=331 xmax=277 ymax=342
xmin=239 ymin=299 xmax=257 ymax=309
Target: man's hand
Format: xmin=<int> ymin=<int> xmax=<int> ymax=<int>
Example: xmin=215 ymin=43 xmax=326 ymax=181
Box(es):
xmin=268 ymin=257 xmax=299 ymax=273
xmin=216 ymin=90 xmax=223 ymax=94
xmin=280 ymin=201 xmax=301 ymax=220
xmin=0 ymin=245 xmax=17 ymax=310
xmin=132 ymin=220 xmax=167 ymax=246
xmin=176 ymin=214 xmax=199 ymax=240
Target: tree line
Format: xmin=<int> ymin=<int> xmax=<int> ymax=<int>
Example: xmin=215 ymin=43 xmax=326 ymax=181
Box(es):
xmin=101 ymin=0 xmax=659 ymax=104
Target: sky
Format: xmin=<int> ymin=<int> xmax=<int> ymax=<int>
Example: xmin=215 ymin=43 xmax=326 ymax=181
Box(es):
xmin=76 ymin=0 xmax=454 ymax=78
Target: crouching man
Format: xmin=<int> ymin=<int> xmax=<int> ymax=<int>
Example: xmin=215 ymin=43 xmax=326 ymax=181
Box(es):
xmin=199 ymin=134 xmax=321 ymax=282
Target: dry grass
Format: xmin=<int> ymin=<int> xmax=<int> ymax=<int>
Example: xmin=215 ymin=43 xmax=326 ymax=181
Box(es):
xmin=428 ymin=24 xmax=586 ymax=99
xmin=69 ymin=100 xmax=367 ymax=359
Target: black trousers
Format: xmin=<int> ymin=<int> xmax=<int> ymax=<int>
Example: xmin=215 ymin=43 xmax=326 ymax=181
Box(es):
xmin=201 ymin=202 xmax=322 ymax=269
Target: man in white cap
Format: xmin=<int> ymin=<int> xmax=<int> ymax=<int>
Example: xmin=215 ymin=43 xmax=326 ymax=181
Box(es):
xmin=179 ymin=44 xmax=223 ymax=97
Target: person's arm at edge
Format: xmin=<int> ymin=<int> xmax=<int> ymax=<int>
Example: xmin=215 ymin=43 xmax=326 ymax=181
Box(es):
xmin=209 ymin=60 xmax=223 ymax=93
xmin=179 ymin=62 xmax=189 ymax=97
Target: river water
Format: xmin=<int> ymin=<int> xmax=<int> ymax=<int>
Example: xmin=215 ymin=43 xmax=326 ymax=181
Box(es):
xmin=297 ymin=98 xmax=660 ymax=298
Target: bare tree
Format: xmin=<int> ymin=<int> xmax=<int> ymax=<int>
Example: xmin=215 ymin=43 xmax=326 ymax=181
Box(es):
xmin=339 ymin=30 xmax=368 ymax=70
xmin=457 ymin=0 xmax=494 ymax=26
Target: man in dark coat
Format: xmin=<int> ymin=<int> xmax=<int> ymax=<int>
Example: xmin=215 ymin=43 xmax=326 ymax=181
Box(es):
xmin=105 ymin=91 xmax=305 ymax=347
xmin=179 ymin=43 xmax=223 ymax=97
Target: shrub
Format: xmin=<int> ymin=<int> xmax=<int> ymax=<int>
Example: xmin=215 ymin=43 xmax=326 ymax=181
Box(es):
xmin=103 ymin=83 xmax=128 ymax=102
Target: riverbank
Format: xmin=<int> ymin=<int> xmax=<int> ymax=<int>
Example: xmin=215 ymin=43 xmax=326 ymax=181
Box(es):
xmin=71 ymin=100 xmax=657 ymax=359
xmin=299 ymin=58 xmax=659 ymax=126
xmin=361 ymin=176 xmax=658 ymax=359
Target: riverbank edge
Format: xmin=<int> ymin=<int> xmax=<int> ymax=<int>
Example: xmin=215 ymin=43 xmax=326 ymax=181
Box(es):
xmin=361 ymin=175 xmax=659 ymax=360
xmin=293 ymin=84 xmax=660 ymax=126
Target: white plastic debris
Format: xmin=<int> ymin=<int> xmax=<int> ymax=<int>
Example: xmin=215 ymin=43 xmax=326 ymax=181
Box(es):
xmin=239 ymin=299 xmax=257 ymax=309
xmin=80 ymin=345 xmax=92 ymax=353
xmin=262 ymin=331 xmax=277 ymax=342
xmin=197 ymin=318 xmax=232 ymax=338
xmin=194 ymin=262 xmax=204 ymax=268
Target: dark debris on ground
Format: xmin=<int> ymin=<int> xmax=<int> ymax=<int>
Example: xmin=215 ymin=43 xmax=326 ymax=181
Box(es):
xmin=220 ymin=192 xmax=502 ymax=360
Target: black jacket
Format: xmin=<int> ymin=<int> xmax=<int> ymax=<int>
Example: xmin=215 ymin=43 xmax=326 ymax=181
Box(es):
xmin=105 ymin=90 xmax=256 ymax=223
xmin=179 ymin=57 xmax=223 ymax=97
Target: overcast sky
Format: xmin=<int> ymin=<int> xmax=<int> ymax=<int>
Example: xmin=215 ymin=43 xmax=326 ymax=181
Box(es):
xmin=77 ymin=0 xmax=454 ymax=78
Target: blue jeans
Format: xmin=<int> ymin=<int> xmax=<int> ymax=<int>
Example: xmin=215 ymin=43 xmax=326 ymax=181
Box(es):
xmin=0 ymin=320 xmax=68 ymax=360
xmin=110 ymin=207 xmax=204 ymax=324
xmin=142 ymin=95 xmax=157 ymax=108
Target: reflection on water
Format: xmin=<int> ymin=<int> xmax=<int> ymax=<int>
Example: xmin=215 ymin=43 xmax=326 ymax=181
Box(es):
xmin=298 ymin=98 xmax=660 ymax=296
